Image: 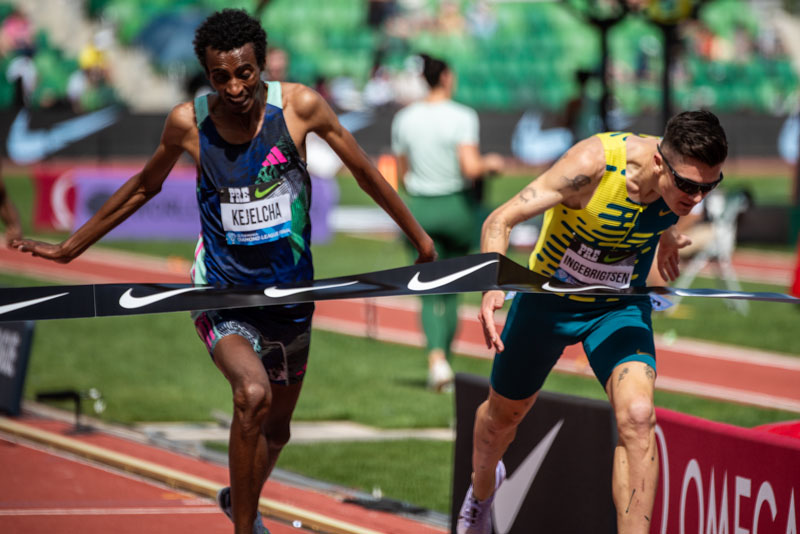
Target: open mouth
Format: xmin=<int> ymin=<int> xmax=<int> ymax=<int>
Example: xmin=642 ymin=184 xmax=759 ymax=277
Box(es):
xmin=227 ymin=95 xmax=249 ymax=108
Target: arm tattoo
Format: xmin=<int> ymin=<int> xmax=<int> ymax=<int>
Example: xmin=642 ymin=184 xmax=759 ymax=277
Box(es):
xmin=561 ymin=174 xmax=591 ymax=192
xmin=518 ymin=186 xmax=537 ymax=203
xmin=486 ymin=220 xmax=505 ymax=240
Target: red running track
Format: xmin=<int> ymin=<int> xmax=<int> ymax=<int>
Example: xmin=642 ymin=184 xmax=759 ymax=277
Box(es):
xmin=0 ymin=417 xmax=446 ymax=534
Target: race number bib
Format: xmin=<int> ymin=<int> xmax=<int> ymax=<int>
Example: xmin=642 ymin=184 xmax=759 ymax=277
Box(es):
xmin=220 ymin=183 xmax=292 ymax=246
xmin=552 ymin=239 xmax=636 ymax=289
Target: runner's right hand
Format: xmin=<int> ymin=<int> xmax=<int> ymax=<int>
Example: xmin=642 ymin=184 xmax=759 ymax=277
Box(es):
xmin=479 ymin=290 xmax=505 ymax=352
xmin=10 ymin=238 xmax=75 ymax=264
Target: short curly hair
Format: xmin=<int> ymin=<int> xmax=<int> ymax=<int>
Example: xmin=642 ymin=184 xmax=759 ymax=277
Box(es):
xmin=193 ymin=9 xmax=267 ymax=71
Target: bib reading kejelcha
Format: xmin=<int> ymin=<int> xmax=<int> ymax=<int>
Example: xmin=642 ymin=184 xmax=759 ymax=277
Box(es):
xmin=220 ymin=183 xmax=292 ymax=246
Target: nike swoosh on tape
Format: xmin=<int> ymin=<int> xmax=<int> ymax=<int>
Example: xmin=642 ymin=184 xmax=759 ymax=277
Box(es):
xmin=119 ymin=287 xmax=207 ymax=309
xmin=492 ymin=420 xmax=563 ymax=534
xmin=542 ymin=281 xmax=618 ymax=293
xmin=254 ymin=182 xmax=280 ymax=199
xmin=0 ymin=292 xmax=69 ymax=316
xmin=263 ymin=281 xmax=358 ymax=298
xmin=407 ymin=260 xmax=498 ymax=291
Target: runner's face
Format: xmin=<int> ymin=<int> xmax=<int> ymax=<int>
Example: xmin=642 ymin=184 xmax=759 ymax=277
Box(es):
xmin=657 ymin=149 xmax=724 ymax=216
xmin=205 ymin=44 xmax=263 ymax=114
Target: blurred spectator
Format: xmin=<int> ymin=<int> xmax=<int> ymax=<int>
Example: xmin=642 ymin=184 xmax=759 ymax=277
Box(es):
xmin=6 ymin=48 xmax=36 ymax=107
xmin=391 ymin=54 xmax=429 ymax=106
xmin=466 ymin=0 xmax=497 ymax=39
xmin=67 ymin=41 xmax=117 ymax=112
xmin=363 ymin=62 xmax=395 ymax=108
xmin=367 ymin=0 xmax=398 ymax=29
xmin=0 ymin=160 xmax=22 ymax=246
xmin=391 ymin=54 xmax=504 ymax=392
xmin=266 ymin=47 xmax=289 ymax=82
xmin=435 ymin=0 xmax=465 ymax=36
xmin=564 ymin=69 xmax=600 ymax=142
xmin=0 ymin=8 xmax=33 ymax=57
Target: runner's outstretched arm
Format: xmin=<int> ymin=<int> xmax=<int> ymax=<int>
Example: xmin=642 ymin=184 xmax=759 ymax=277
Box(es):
xmin=479 ymin=138 xmax=605 ymax=351
xmin=290 ymin=86 xmax=436 ymax=264
xmin=11 ymin=104 xmax=195 ymax=263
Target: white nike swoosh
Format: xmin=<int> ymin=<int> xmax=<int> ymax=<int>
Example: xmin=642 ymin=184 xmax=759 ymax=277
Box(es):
xmin=263 ymin=281 xmax=358 ymax=298
xmin=119 ymin=287 xmax=207 ymax=309
xmin=407 ymin=260 xmax=498 ymax=291
xmin=0 ymin=292 xmax=69 ymax=316
xmin=541 ymin=281 xmax=618 ymax=293
xmin=492 ymin=420 xmax=563 ymax=534
xmin=7 ymin=107 xmax=119 ymax=164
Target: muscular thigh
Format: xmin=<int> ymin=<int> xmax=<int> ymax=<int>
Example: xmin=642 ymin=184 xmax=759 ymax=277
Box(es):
xmin=582 ymin=299 xmax=656 ymax=389
xmin=193 ymin=303 xmax=314 ymax=386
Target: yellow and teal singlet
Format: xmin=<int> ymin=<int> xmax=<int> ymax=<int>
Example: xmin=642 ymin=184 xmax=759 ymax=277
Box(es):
xmin=529 ymin=132 xmax=679 ymax=300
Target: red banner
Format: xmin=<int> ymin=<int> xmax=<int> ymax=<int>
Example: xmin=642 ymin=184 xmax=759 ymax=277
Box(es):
xmin=651 ymin=408 xmax=799 ymax=534
xmin=32 ymin=165 xmax=76 ymax=232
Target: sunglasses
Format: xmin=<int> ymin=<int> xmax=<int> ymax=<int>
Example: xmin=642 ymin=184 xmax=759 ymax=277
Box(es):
xmin=657 ymin=144 xmax=723 ymax=196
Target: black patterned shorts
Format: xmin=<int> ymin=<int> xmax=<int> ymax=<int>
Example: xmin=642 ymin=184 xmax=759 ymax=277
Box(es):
xmin=193 ymin=303 xmax=314 ymax=385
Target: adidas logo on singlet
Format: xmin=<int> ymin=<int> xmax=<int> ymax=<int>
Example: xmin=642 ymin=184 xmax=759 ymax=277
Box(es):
xmin=262 ymin=146 xmax=288 ymax=167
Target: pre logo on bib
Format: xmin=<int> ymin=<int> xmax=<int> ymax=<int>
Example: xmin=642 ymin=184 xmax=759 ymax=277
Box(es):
xmin=220 ymin=181 xmax=292 ymax=246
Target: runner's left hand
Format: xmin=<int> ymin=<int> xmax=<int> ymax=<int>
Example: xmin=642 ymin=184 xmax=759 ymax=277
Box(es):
xmin=656 ymin=231 xmax=691 ymax=282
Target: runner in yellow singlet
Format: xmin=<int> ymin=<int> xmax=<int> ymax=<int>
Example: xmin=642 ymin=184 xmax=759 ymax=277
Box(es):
xmin=456 ymin=110 xmax=728 ymax=534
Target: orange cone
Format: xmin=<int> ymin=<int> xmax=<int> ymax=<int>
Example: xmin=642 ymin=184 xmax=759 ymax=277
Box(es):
xmin=377 ymin=154 xmax=398 ymax=191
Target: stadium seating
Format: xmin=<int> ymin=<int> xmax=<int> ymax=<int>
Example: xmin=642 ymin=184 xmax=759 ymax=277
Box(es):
xmin=1 ymin=0 xmax=797 ymax=115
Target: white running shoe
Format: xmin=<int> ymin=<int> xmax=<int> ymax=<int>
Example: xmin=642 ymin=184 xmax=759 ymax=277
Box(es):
xmin=456 ymin=461 xmax=507 ymax=534
xmin=427 ymin=358 xmax=455 ymax=392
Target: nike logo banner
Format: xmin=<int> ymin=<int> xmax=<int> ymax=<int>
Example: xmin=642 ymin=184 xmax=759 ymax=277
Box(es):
xmin=0 ymin=253 xmax=798 ymax=322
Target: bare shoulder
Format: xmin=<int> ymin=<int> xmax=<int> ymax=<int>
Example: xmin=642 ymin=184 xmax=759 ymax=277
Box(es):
xmin=165 ymin=101 xmax=197 ymax=134
xmin=282 ymin=82 xmax=325 ymax=120
xmin=625 ymin=134 xmax=659 ymax=167
xmin=561 ymin=135 xmax=607 ymax=178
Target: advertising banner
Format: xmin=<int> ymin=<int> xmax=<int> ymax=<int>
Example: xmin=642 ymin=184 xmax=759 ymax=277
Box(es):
xmin=651 ymin=408 xmax=800 ymax=534
xmin=452 ymin=373 xmax=617 ymax=534
xmin=0 ymin=321 xmax=35 ymax=416
xmin=71 ymin=167 xmax=199 ymax=239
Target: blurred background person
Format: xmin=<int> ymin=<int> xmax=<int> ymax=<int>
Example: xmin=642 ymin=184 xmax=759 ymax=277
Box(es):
xmin=391 ymin=53 xmax=504 ymax=392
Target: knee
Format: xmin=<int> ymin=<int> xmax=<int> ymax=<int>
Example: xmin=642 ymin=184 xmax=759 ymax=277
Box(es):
xmin=232 ymin=381 xmax=271 ymax=428
xmin=480 ymin=401 xmax=529 ymax=438
xmin=615 ymin=397 xmax=656 ymax=445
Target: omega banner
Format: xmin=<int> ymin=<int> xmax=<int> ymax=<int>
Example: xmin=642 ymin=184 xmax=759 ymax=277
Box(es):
xmin=452 ymin=373 xmax=800 ymax=534
xmin=651 ymin=410 xmax=800 ymax=534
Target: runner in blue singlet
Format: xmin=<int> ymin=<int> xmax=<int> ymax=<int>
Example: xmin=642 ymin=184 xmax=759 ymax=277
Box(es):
xmin=12 ymin=10 xmax=435 ymax=534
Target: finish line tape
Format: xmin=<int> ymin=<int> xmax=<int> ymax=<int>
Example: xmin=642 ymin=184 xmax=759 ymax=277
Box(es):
xmin=0 ymin=253 xmax=797 ymax=322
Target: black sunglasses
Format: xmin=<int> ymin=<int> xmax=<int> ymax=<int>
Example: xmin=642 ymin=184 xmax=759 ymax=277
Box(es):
xmin=657 ymin=144 xmax=723 ymax=196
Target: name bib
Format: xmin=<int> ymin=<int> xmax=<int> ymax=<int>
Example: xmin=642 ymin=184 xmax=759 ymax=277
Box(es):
xmin=220 ymin=183 xmax=292 ymax=246
xmin=553 ymin=239 xmax=636 ymax=289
